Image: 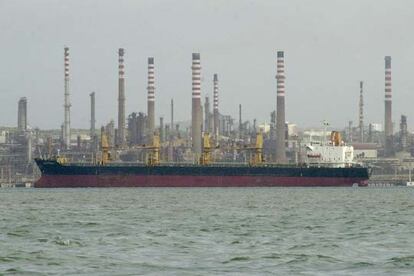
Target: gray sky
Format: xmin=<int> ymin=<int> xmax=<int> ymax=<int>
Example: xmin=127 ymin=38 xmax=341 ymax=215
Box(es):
xmin=0 ymin=0 xmax=413 ymax=130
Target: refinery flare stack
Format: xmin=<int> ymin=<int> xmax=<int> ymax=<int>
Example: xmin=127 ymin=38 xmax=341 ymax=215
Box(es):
xmin=191 ymin=53 xmax=202 ymax=155
xmin=275 ymin=51 xmax=287 ymax=163
xmin=117 ymin=48 xmax=126 ymax=148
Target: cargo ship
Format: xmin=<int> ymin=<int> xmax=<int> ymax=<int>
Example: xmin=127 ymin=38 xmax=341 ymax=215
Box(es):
xmin=34 ymin=131 xmax=369 ymax=188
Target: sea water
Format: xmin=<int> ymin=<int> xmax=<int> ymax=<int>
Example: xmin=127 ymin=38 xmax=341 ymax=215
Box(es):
xmin=1 ymin=187 xmax=414 ymax=275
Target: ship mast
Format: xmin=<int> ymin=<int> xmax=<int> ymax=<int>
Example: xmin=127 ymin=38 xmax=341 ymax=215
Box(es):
xmin=100 ymin=126 xmax=111 ymax=165
xmin=146 ymin=135 xmax=160 ymax=166
xmin=323 ymin=120 xmax=329 ymax=146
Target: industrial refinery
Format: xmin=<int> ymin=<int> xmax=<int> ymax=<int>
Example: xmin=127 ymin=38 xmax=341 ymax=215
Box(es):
xmin=0 ymin=48 xmax=412 ymax=187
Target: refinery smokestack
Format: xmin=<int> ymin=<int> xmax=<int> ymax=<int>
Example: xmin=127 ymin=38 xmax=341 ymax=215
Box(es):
xmin=147 ymin=57 xmax=155 ymax=138
xmin=400 ymin=115 xmax=408 ymax=152
xmin=359 ymin=81 xmax=364 ymax=143
xmin=117 ymin=48 xmax=126 ymax=148
xmin=159 ymin=117 xmax=164 ymax=143
xmin=191 ymin=53 xmax=202 ymax=155
xmin=17 ymin=97 xmax=27 ymax=132
xmin=275 ymin=51 xmax=286 ymax=163
xmin=384 ymin=56 xmax=393 ymax=156
xmin=213 ymin=74 xmax=219 ymax=139
xmin=204 ymin=97 xmax=210 ymax=133
xmin=90 ymin=92 xmax=95 ymax=138
xmin=170 ymin=98 xmax=174 ymax=133
xmin=239 ymin=104 xmax=242 ymax=138
xmin=63 ymin=47 xmax=71 ymax=149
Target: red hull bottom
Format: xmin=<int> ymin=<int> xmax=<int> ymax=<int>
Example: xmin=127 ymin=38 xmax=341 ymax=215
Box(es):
xmin=35 ymin=175 xmax=368 ymax=188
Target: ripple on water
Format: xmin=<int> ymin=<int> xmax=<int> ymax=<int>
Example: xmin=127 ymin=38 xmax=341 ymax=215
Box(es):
xmin=262 ymin=253 xmax=283 ymax=259
xmin=351 ymin=261 xmax=374 ymax=268
xmin=0 ymin=256 xmax=15 ymax=263
xmin=222 ymin=256 xmax=251 ymax=263
xmin=387 ymin=255 xmax=414 ymax=268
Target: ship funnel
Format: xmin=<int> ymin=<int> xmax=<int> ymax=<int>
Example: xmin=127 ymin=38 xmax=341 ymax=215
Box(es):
xmin=330 ymin=131 xmax=342 ymax=146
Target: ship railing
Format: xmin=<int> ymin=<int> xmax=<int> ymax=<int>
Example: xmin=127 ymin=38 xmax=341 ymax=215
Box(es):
xmin=64 ymin=161 xmax=312 ymax=168
xmin=65 ymin=161 xmax=147 ymax=167
xmin=306 ymin=161 xmax=361 ymax=168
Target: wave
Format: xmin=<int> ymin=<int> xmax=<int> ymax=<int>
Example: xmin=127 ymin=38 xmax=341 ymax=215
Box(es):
xmin=222 ymin=256 xmax=251 ymax=263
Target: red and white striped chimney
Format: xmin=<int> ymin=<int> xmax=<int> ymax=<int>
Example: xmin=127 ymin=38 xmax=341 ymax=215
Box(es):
xmin=63 ymin=47 xmax=71 ymax=149
xmin=213 ymin=74 xmax=219 ymax=139
xmin=147 ymin=57 xmax=155 ymax=139
xmin=359 ymin=81 xmax=364 ymax=143
xmin=275 ymin=51 xmax=286 ymax=163
xmin=384 ymin=56 xmax=393 ymax=156
xmin=117 ymin=48 xmax=126 ymax=148
xmin=191 ymin=53 xmax=202 ymax=155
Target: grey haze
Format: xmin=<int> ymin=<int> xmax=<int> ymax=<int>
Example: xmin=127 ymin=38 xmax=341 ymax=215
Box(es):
xmin=0 ymin=0 xmax=413 ymax=130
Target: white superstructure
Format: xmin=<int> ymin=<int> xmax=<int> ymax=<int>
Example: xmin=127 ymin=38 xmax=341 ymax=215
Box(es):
xmin=305 ymin=131 xmax=354 ymax=168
